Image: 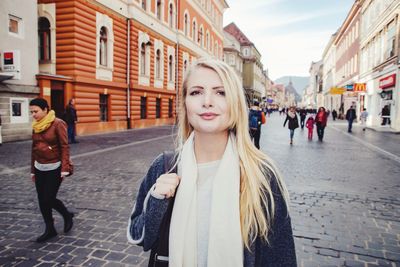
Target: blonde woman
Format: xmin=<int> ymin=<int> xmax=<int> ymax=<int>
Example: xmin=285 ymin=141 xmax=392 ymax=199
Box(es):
xmin=128 ymin=58 xmax=296 ymax=266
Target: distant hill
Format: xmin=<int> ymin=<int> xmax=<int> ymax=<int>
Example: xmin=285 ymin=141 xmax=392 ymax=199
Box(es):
xmin=274 ymin=76 xmax=309 ymax=95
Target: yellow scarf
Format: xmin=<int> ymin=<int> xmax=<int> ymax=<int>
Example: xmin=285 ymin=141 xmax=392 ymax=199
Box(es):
xmin=32 ymin=110 xmax=56 ymax=133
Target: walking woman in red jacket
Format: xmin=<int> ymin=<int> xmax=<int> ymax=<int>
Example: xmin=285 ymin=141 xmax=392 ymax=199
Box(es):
xmin=315 ymin=107 xmax=328 ymax=141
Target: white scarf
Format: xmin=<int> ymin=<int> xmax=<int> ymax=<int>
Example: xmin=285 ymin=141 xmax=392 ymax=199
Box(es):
xmin=169 ymin=132 xmax=243 ymax=267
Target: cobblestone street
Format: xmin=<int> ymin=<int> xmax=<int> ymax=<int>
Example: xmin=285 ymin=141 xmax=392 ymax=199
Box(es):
xmin=0 ymin=115 xmax=399 ymax=267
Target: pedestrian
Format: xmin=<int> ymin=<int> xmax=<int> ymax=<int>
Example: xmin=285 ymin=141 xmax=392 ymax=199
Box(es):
xmin=315 ymin=107 xmax=328 ymax=141
xmin=332 ymin=109 xmax=337 ymax=121
xmin=283 ymin=106 xmax=299 ymax=145
xmin=30 ymin=98 xmax=74 ymax=243
xmin=299 ymin=108 xmax=307 ymax=130
xmin=360 ymin=108 xmax=368 ymax=131
xmin=346 ymin=105 xmax=357 ymax=133
xmin=127 ymin=58 xmax=296 ymax=267
xmin=64 ymin=98 xmax=79 ymax=144
xmin=381 ymin=105 xmax=390 ymax=125
xmin=248 ymin=100 xmax=266 ymax=149
xmin=306 ymin=115 xmax=315 ymax=140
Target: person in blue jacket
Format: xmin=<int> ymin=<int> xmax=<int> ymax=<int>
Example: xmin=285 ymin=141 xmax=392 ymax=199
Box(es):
xmin=127 ymin=58 xmax=297 ymax=267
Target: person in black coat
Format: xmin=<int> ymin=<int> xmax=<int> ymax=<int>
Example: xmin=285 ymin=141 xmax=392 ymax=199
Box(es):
xmin=283 ymin=106 xmax=299 ymax=145
xmin=299 ymin=108 xmax=307 ymax=129
xmin=64 ymin=98 xmax=79 ymax=144
xmin=346 ymin=105 xmax=357 ymax=133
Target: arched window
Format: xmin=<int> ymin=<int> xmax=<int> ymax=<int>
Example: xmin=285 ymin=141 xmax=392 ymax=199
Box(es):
xmin=184 ymin=59 xmax=188 ymax=76
xmin=140 ymin=43 xmax=146 ymax=75
xmin=198 ymin=26 xmax=203 ymax=46
xmin=192 ymin=21 xmax=196 ymax=42
xmin=156 ymin=0 xmax=162 ymax=20
xmin=206 ymin=32 xmax=210 ymax=51
xmin=169 ymin=3 xmax=174 ymax=28
xmin=184 ymin=13 xmax=189 ymax=36
xmin=99 ymin=27 xmax=107 ymax=66
xmin=38 ymin=17 xmax=51 ymax=61
xmin=156 ymin=49 xmax=161 ymax=79
xmin=168 ymin=55 xmax=173 ymax=81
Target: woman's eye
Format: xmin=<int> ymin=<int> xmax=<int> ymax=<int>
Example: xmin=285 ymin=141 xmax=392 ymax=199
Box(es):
xmin=189 ymin=90 xmax=200 ymax=96
xmin=217 ymin=90 xmax=225 ymax=96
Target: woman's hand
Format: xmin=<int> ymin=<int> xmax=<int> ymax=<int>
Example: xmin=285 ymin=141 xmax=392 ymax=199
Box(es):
xmin=31 ymin=174 xmax=35 ymax=183
xmin=154 ymin=173 xmax=181 ymax=198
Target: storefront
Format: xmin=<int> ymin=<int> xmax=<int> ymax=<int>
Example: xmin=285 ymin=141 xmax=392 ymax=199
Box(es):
xmin=378 ymin=73 xmax=396 ymax=127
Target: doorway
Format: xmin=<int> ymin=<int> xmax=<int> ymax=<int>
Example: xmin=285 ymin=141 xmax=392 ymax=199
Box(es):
xmin=51 ymin=81 xmax=65 ymax=119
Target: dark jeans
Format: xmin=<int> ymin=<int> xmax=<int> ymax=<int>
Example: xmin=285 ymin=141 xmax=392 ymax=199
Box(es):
xmin=250 ymin=129 xmax=261 ymax=149
xmin=68 ymin=124 xmax=76 ymax=143
xmin=300 ymin=119 xmax=305 ymax=129
xmin=289 ymin=129 xmax=295 ymax=140
xmin=348 ymin=119 xmax=354 ymax=132
xmin=35 ymin=167 xmax=69 ymax=223
xmin=316 ymin=124 xmax=325 ymax=140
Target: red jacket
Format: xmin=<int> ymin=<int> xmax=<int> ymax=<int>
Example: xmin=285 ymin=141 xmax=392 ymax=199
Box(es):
xmin=31 ymin=118 xmax=70 ymax=173
xmin=315 ymin=111 xmax=327 ymax=127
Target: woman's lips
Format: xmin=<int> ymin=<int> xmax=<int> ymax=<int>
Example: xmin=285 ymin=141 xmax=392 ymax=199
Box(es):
xmin=200 ymin=112 xmax=217 ymax=120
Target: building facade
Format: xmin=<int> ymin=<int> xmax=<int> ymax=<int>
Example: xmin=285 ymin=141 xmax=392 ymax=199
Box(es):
xmin=1 ymin=0 xmax=229 ymax=142
xmin=0 ymin=0 xmax=40 ymax=142
xmin=334 ymin=0 xmax=362 ymax=118
xmin=224 ymin=22 xmax=264 ymax=105
xmin=359 ymin=0 xmax=400 ymax=130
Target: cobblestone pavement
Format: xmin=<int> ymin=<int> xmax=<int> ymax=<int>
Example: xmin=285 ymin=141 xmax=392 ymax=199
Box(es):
xmin=0 ymin=116 xmax=399 ymax=267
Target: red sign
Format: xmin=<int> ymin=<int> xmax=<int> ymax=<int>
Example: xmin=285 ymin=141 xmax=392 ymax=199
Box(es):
xmin=379 ymin=74 xmax=396 ymax=89
xmin=354 ymin=83 xmax=366 ymax=92
xmin=3 ymin=52 xmax=14 ymax=65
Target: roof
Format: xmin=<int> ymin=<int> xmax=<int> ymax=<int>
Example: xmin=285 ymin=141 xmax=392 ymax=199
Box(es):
xmin=223 ymin=22 xmax=253 ymax=46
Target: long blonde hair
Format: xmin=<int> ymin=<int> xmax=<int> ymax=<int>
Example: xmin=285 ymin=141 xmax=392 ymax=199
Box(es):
xmin=176 ymin=57 xmax=290 ymax=249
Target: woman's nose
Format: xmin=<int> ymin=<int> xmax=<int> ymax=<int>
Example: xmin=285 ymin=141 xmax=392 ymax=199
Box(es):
xmin=202 ymin=92 xmax=213 ymax=108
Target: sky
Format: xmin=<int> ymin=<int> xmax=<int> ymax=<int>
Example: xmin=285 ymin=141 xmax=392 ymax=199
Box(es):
xmin=223 ymin=0 xmax=355 ymax=80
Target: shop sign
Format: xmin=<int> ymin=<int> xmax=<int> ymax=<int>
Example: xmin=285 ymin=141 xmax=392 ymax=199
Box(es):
xmin=379 ymin=74 xmax=396 ymax=89
xmin=345 ymin=84 xmax=354 ymax=91
xmin=354 ymin=83 xmax=366 ymax=92
xmin=329 ymin=87 xmax=346 ymax=95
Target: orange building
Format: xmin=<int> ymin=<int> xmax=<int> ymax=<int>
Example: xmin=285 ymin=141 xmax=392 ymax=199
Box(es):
xmin=37 ymin=0 xmax=228 ymax=135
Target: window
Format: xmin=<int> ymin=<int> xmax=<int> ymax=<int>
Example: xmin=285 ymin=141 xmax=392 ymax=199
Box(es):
xmin=140 ymin=97 xmax=147 ymax=119
xmin=168 ymin=55 xmax=173 ymax=81
xmin=155 ymin=49 xmax=161 ymax=79
xmin=156 ymin=0 xmax=162 ymax=20
xmin=168 ymin=99 xmax=173 ymax=118
xmin=10 ymin=98 xmax=29 ymax=124
xmin=206 ymin=32 xmax=210 ymax=50
xmin=183 ymin=60 xmax=188 ymax=76
xmin=184 ymin=13 xmax=189 ymax=36
xmin=198 ymin=27 xmax=203 ymax=46
xmin=9 ymin=15 xmax=23 ymax=38
xmin=140 ymin=43 xmax=146 ymax=75
xmin=156 ymin=98 xmax=161 ymax=118
xmin=99 ymin=27 xmax=107 ymax=66
xmin=386 ymin=21 xmax=395 ymax=58
xmin=38 ymin=17 xmax=51 ymax=62
xmin=142 ymin=0 xmax=146 ymax=10
xmin=9 ymin=15 xmax=19 ymax=34
xmin=169 ymin=3 xmax=174 ymax=28
xmin=99 ymin=94 xmax=109 ymax=121
xmin=192 ymin=21 xmax=197 ymax=42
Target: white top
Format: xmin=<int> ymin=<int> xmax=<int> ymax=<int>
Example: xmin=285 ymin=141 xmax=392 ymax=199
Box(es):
xmin=197 ymin=160 xmax=220 ymax=267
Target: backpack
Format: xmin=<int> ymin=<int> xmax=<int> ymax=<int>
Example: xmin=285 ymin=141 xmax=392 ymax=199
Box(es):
xmin=249 ymin=109 xmax=261 ymax=130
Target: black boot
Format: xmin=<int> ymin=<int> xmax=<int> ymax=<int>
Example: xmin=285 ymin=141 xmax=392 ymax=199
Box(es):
xmin=64 ymin=212 xmax=74 ymax=233
xmin=36 ymin=221 xmax=57 ymax=243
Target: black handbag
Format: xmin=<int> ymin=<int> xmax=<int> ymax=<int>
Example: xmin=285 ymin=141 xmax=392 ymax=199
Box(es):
xmin=148 ymin=151 xmax=177 ymax=267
